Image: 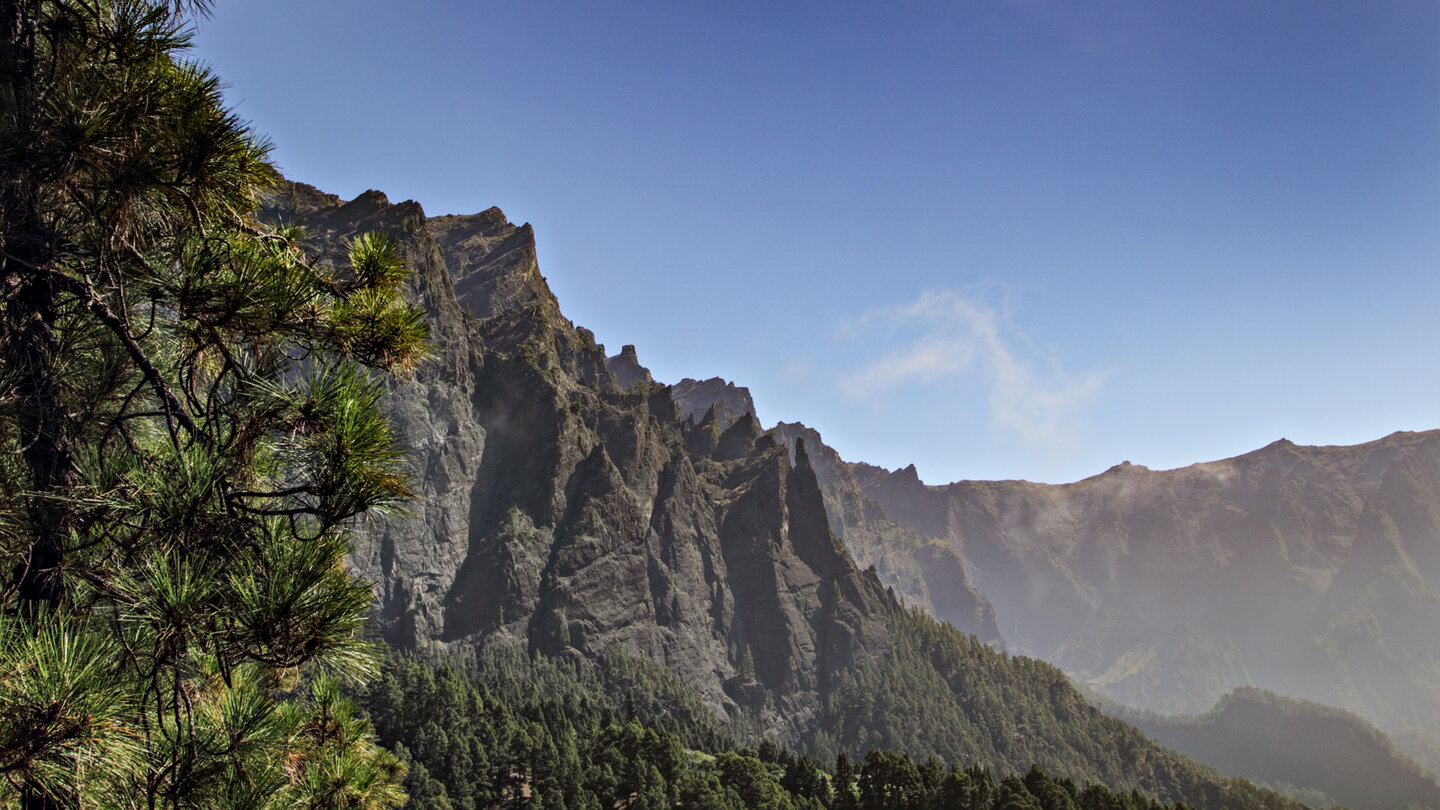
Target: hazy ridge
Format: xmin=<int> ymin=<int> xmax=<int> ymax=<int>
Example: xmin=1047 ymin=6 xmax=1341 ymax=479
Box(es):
xmin=796 ymin=426 xmax=1440 ymax=772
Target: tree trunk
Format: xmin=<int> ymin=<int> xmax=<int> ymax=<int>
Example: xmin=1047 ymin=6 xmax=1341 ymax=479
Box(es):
xmin=2 ymin=0 xmax=73 ymax=608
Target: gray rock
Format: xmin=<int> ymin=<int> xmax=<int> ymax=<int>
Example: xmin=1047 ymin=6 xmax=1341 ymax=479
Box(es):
xmin=673 ymin=377 xmax=757 ymax=431
xmin=265 ymin=181 xmax=892 ymax=744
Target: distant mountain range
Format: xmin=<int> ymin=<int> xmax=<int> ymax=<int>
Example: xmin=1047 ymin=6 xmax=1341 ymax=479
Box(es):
xmin=768 ymin=420 xmax=1440 ymax=780
xmin=262 ymin=181 xmax=1439 ymax=808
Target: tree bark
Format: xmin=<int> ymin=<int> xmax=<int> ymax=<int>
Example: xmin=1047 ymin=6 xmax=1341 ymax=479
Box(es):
xmin=2 ymin=0 xmax=74 ymax=608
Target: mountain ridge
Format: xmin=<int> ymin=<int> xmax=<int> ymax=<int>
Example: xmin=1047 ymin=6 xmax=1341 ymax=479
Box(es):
xmin=580 ymin=262 xmax=1440 ymax=799
xmin=261 ymin=181 xmax=1313 ymax=808
xmin=1117 ymin=687 xmax=1440 ymax=810
xmin=771 ymin=419 xmax=1440 ymax=778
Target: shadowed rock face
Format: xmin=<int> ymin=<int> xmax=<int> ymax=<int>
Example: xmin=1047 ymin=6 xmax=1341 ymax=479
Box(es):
xmin=771 ymin=422 xmax=1003 ymax=649
xmin=815 ymin=428 xmax=1440 ymax=773
xmin=264 ymin=182 xmax=892 ymax=741
xmin=262 ymin=184 xmax=485 ymax=649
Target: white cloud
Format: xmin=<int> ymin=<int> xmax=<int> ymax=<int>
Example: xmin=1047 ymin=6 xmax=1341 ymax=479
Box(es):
xmin=838 ymin=288 xmax=1105 ymax=447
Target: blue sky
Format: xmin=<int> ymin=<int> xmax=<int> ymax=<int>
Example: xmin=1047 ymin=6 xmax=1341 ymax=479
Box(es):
xmin=193 ymin=1 xmax=1439 ymax=485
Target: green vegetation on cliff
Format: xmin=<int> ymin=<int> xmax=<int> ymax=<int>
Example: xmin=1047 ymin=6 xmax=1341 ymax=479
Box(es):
xmin=819 ymin=605 xmax=1308 ymax=809
xmin=366 ymin=648 xmax=1310 ymax=810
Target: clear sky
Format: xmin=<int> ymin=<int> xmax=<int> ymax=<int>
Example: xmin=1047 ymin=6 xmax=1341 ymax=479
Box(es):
xmin=192 ymin=1 xmax=1439 ymax=485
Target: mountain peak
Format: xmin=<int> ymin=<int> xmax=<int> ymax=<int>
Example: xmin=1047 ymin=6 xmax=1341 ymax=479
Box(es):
xmin=671 ymin=377 xmax=756 ymax=431
xmin=427 ymin=208 xmax=559 ymax=322
xmin=1100 ymin=459 xmax=1149 ymax=476
xmin=335 ymin=189 xmax=396 ymax=221
xmin=794 ymin=436 xmax=813 ymax=472
xmin=606 ymin=344 xmax=654 ymax=389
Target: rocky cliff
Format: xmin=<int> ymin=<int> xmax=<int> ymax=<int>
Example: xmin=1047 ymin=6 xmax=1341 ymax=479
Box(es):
xmin=605 ymin=348 xmax=758 ymax=431
xmin=671 ymin=377 xmax=757 ymax=431
xmin=260 ymin=182 xmax=1310 ymax=807
xmin=771 ymin=422 xmax=1003 ymax=649
xmin=264 ymin=183 xmax=893 ymax=742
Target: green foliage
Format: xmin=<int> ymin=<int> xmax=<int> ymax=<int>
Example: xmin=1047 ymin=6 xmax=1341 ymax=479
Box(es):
xmin=821 ymin=606 xmax=1312 ymax=810
xmin=714 ymin=752 xmax=797 ymax=809
xmin=362 ymin=646 xmax=752 ymax=809
xmin=365 ymin=647 xmax=1314 ymax=810
xmin=0 ymin=613 xmax=139 ymax=807
xmin=1 ymin=0 xmax=425 ymax=804
xmin=859 ymin=750 xmax=925 ymax=809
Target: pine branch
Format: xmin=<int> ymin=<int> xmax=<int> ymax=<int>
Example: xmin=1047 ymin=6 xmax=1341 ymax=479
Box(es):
xmin=51 ymin=271 xmax=204 ymax=444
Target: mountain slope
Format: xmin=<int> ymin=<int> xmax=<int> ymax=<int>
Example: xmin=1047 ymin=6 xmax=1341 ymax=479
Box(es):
xmin=776 ymin=419 xmax=1440 ymax=777
xmin=1121 ymin=688 xmax=1440 ymax=810
xmin=264 ymin=182 xmax=1304 ymax=809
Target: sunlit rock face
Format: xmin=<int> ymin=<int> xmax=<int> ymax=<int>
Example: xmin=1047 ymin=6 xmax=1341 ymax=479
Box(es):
xmin=670 ymin=377 xmax=756 ymax=432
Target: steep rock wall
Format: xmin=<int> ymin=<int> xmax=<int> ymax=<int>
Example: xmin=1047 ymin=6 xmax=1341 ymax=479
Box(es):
xmin=264 ymin=182 xmax=892 ymax=741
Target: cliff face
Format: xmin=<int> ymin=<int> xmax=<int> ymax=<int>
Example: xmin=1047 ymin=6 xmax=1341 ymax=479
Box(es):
xmin=671 ymin=377 xmax=757 ymax=431
xmin=262 ymin=185 xmax=486 ymax=650
xmin=771 ymin=422 xmax=1003 ymax=648
xmin=256 ymin=184 xmax=1349 ymax=806
xmin=599 ymin=326 xmax=1001 ymax=649
xmin=832 ymin=429 xmax=1440 ymax=772
xmin=264 ymin=183 xmax=892 ymax=740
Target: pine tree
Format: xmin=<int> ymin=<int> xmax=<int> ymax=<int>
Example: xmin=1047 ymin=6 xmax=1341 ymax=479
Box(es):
xmin=834 ymin=752 xmax=859 ymax=810
xmin=0 ymin=1 xmax=425 ymax=805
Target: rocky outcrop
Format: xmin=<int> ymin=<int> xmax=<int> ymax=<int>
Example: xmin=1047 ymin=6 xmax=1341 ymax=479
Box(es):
xmin=595 ymin=364 xmax=1006 ymax=651
xmin=672 ymin=377 xmax=757 ymax=431
xmin=603 ymin=344 xmax=756 ymax=429
xmin=772 ymin=422 xmax=1002 ymax=648
xmin=606 ymin=344 xmax=653 ymax=389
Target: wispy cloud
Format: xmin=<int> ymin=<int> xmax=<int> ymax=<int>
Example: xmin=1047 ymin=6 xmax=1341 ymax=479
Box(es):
xmin=837 ymin=288 xmax=1105 ymax=447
